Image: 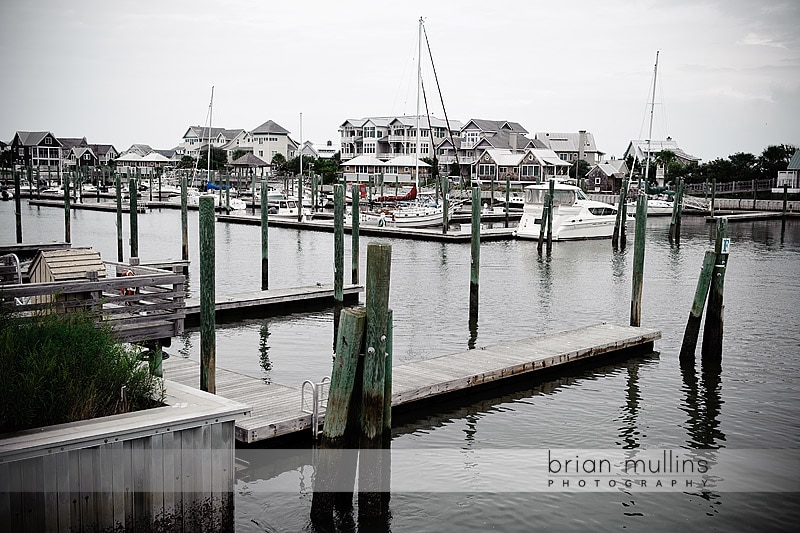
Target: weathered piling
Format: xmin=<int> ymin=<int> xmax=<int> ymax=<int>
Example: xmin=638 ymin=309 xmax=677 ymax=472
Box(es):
xmin=783 ymin=184 xmax=789 ymax=218
xmin=630 ymin=183 xmax=648 ymax=327
xmin=14 ymin=168 xmax=22 ymax=243
xmin=701 ymin=217 xmax=729 ymax=363
xmin=710 ymin=178 xmax=716 ymax=217
xmin=116 ymin=174 xmax=123 ymax=262
xmin=199 ymin=195 xmax=216 ymax=393
xmin=225 ymin=173 xmax=231 ymax=213
xmin=537 ymin=202 xmax=550 ymax=254
xmin=669 ymin=178 xmax=685 ymax=245
xmin=546 ymin=179 xmax=554 ymax=254
xmin=261 ymin=180 xmax=269 ymax=291
xmin=441 ymin=176 xmax=450 ymax=235
xmin=64 ymin=172 xmax=71 ymax=243
xmin=310 ymin=307 xmax=367 ymax=524
xmin=352 ymin=184 xmax=360 ymax=285
xmin=613 ymin=179 xmax=628 ymax=248
xmin=181 ymin=176 xmax=189 ymax=271
xmin=504 ymin=174 xmax=511 ymax=228
xmin=358 ymin=242 xmax=392 ymax=521
xmin=129 ymin=177 xmax=138 ymax=258
xmin=679 ymin=250 xmax=716 ymax=361
xmin=334 ymin=184 xmax=344 ymax=303
xmin=469 ymin=186 xmax=481 ymax=323
xmin=381 ymin=309 xmax=393 ymax=514
xmin=619 ymin=182 xmax=629 ymax=247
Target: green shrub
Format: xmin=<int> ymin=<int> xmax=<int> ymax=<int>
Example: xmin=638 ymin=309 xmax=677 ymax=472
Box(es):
xmin=0 ymin=309 xmax=165 ymax=433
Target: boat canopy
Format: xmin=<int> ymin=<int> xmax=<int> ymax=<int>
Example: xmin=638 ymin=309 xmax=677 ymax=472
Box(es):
xmin=524 ymin=188 xmax=576 ymax=206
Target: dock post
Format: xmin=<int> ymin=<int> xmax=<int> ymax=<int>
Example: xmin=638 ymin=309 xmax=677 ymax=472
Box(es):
xmin=613 ymin=179 xmax=628 ymax=248
xmin=14 ymin=167 xmax=22 ymax=243
xmin=351 ymin=184 xmax=360 ymax=285
xmin=199 ymin=195 xmax=216 ymax=393
xmin=116 ymin=173 xmax=123 ymax=262
xmin=710 ymin=178 xmax=716 ymax=217
xmin=311 ymin=307 xmax=367 ymax=526
xmin=546 ymin=179 xmax=555 ymax=254
xmin=251 ymin=174 xmax=257 ymax=215
xmin=537 ymin=201 xmax=549 ymax=254
xmin=679 ymin=250 xmax=716 ymax=361
xmin=334 ymin=184 xmax=344 ymax=303
xmin=181 ymin=176 xmax=188 ymax=272
xmin=129 ymin=177 xmax=138 ymax=258
xmin=630 ymin=182 xmax=648 ymax=327
xmin=504 ymin=174 xmax=510 ymax=228
xmin=297 ymin=172 xmax=304 ymax=222
xmin=225 ymin=173 xmax=231 ymax=213
xmin=752 ymin=179 xmax=757 ymax=210
xmin=619 ymin=180 xmax=629 ymax=247
xmin=669 ymin=178 xmax=685 ymax=244
xmin=783 ymin=184 xmax=788 ymax=218
xmin=701 ymin=217 xmax=729 ymax=364
xmin=311 ymin=173 xmax=317 ymax=212
xmin=260 ymin=180 xmax=269 ymax=290
xmin=469 ymin=186 xmax=481 ymax=324
xmin=358 ymin=242 xmax=392 ymax=521
xmin=64 ymin=171 xmax=71 ymax=243
xmin=441 ymin=176 xmax=449 ymax=235
xmin=381 ymin=309 xmax=393 ymax=513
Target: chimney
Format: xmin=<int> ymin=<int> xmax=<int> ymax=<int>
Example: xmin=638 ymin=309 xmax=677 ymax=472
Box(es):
xmin=578 ymin=130 xmax=587 ymax=162
xmin=510 ymin=132 xmax=518 ymax=152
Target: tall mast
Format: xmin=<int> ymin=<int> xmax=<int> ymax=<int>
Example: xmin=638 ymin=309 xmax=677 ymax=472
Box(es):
xmin=415 ymin=16 xmax=422 ymax=191
xmin=643 ymin=51 xmax=659 ymax=189
xmin=207 ymin=85 xmax=214 ymax=183
xmin=299 ymin=111 xmax=303 ymax=188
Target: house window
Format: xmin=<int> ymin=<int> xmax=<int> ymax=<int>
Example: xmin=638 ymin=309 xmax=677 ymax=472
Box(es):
xmin=45 ymin=137 xmax=52 ymax=145
xmin=521 ymin=165 xmax=536 ymax=177
xmin=560 ymin=153 xmax=569 ymax=161
xmin=478 ymin=164 xmax=496 ymax=176
xmin=259 ymin=150 xmax=263 ymax=156
xmin=595 ymin=177 xmax=601 ymax=185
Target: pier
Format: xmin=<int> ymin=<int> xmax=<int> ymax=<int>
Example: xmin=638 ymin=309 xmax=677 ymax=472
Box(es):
xmin=162 ymin=322 xmax=661 ymax=443
xmin=183 ymin=284 xmax=362 ymax=326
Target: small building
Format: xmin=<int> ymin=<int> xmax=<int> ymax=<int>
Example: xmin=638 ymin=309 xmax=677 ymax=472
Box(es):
xmin=774 ymin=150 xmax=800 ymax=192
xmin=29 ymin=248 xmax=106 ymax=308
xmin=586 ymin=159 xmax=630 ymax=193
xmin=10 ymin=131 xmax=63 ymax=178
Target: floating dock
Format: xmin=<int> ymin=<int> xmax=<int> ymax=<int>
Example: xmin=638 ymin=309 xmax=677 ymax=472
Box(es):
xmin=706 ymin=211 xmax=795 ymax=222
xmin=28 ymin=198 xmax=146 ymax=212
xmin=162 ymin=323 xmax=661 ymax=443
xmin=183 ymin=284 xmax=362 ymax=326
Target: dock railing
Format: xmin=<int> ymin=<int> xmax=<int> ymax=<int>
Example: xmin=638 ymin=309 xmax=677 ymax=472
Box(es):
xmin=0 ymin=261 xmax=185 ymax=344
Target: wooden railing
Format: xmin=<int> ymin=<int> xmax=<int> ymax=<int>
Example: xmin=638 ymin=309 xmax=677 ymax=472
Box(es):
xmin=0 ymin=261 xmax=185 ymax=344
xmin=685 ymin=178 xmax=775 ymax=195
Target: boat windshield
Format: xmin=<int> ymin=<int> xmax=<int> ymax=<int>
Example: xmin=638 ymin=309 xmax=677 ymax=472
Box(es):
xmin=525 ymin=188 xmax=576 ymax=206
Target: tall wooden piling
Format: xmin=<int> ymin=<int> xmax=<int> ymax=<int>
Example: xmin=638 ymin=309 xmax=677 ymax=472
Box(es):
xmin=14 ymin=168 xmax=22 ymax=243
xmin=619 ymin=181 xmax=629 ymax=246
xmin=116 ymin=174 xmax=123 ymax=262
xmin=225 ymin=173 xmax=231 ymax=213
xmin=199 ymin=195 xmax=216 ymax=393
xmin=310 ymin=307 xmax=367 ymax=524
xmin=64 ymin=172 xmax=71 ymax=243
xmin=710 ymin=178 xmax=716 ymax=217
xmin=701 ymin=217 xmax=729 ymax=363
xmin=783 ymin=184 xmax=789 ymax=218
xmin=504 ymin=174 xmax=511 ymax=228
xmin=630 ymin=183 xmax=648 ymax=327
xmin=381 ymin=309 xmax=393 ymax=514
xmin=352 ymin=184 xmax=360 ymax=285
xmin=297 ymin=173 xmax=304 ymax=222
xmin=679 ymin=251 xmax=717 ymax=361
xmin=546 ymin=179 xmax=555 ymax=254
xmin=442 ymin=176 xmax=450 ymax=235
xmin=129 ymin=177 xmax=138 ymax=258
xmin=358 ymin=242 xmax=392 ymax=520
xmin=261 ymin=180 xmax=269 ymax=291
xmin=469 ymin=186 xmax=481 ymax=323
xmin=669 ymin=178 xmax=685 ymax=244
xmin=537 ymin=201 xmax=549 ymax=254
xmin=613 ymin=179 xmax=628 ymax=248
xmin=181 ymin=176 xmax=189 ymax=269
xmin=334 ymin=184 xmax=344 ymax=303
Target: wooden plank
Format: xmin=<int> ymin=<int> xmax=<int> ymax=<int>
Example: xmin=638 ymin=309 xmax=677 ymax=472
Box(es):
xmin=111 ymin=441 xmax=125 ymax=531
xmin=96 ymin=443 xmax=114 ymax=532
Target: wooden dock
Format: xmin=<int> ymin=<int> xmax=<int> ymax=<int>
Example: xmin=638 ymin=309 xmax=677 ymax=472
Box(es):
xmin=215 ymin=213 xmax=516 ymax=242
xmin=28 ymin=198 xmax=146 ymax=212
xmin=163 ymin=323 xmax=661 ymax=443
xmin=705 ymin=211 xmax=794 ymax=222
xmin=183 ymin=284 xmax=362 ymax=326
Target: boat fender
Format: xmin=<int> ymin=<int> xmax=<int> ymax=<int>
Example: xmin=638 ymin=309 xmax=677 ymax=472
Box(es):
xmin=120 ymin=269 xmax=135 ymax=296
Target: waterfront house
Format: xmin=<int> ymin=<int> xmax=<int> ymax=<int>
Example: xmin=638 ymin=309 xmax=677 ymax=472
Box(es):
xmin=472 ymin=147 xmax=571 ymax=184
xmin=534 ymin=131 xmax=603 ymax=167
xmin=250 ymin=120 xmax=296 ymax=166
xmin=10 ymin=131 xmax=63 ymax=179
xmin=340 ymin=154 xmax=386 ymax=184
xmin=623 ymin=137 xmax=700 ymax=187
xmin=301 ymin=140 xmax=337 ymax=160
xmin=774 ymin=149 xmax=800 ymax=192
xmin=586 ymin=158 xmax=629 ymax=193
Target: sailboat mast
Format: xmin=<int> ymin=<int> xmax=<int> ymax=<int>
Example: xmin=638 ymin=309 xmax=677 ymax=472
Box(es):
xmin=643 ymin=51 xmax=659 ymax=188
xmin=415 ymin=16 xmax=422 ymax=191
xmin=207 ymin=86 xmax=214 ymax=184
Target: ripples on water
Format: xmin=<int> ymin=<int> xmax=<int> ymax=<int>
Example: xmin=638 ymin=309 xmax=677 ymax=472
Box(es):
xmin=4 ymin=203 xmax=800 ymax=531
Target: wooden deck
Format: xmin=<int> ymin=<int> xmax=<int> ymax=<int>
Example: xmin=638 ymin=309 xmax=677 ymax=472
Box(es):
xmin=163 ymin=323 xmax=661 ymax=443
xmin=183 ymin=284 xmax=362 ymax=326
xmin=705 ymin=211 xmax=791 ymax=222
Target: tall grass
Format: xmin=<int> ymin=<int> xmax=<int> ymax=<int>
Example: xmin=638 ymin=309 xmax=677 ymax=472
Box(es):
xmin=0 ymin=309 xmax=165 ymax=434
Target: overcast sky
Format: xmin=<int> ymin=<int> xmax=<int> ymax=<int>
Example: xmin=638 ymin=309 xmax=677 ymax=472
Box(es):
xmin=1 ymin=0 xmax=798 ymax=162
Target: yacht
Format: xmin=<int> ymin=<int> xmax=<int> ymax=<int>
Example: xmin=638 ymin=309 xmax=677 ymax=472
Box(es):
xmin=514 ymin=182 xmax=630 ymax=241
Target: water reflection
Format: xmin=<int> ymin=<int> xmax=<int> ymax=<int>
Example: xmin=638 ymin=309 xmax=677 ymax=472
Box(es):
xmin=617 ymin=361 xmax=642 ymax=449
xmin=611 ymin=248 xmax=627 ymax=282
xmin=680 ymin=358 xmax=726 ymax=449
xmin=259 ymin=321 xmax=273 ymax=383
xmin=536 ymin=253 xmax=552 ymax=316
xmin=467 ymin=316 xmax=478 ymax=350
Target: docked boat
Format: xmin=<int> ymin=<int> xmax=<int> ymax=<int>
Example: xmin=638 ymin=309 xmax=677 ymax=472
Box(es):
xmin=267 ymin=197 xmax=312 ymax=221
xmin=350 ymin=200 xmax=456 ymax=228
xmin=514 ymin=182 xmax=629 ymax=241
xmin=626 ymin=196 xmax=674 ymax=216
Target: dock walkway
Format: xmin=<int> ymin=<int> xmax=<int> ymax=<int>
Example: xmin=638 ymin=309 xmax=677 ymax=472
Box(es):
xmin=183 ymin=284 xmax=362 ymax=326
xmin=162 ymin=323 xmax=660 ymax=443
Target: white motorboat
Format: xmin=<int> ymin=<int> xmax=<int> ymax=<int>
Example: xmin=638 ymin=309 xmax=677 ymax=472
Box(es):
xmin=350 ymin=200 xmax=456 ymax=228
xmin=626 ymin=195 xmax=674 ymax=216
xmin=514 ymin=182 xmax=630 ymax=241
xmin=173 ymin=190 xmax=246 ymax=210
xmin=267 ymin=197 xmax=312 ymax=221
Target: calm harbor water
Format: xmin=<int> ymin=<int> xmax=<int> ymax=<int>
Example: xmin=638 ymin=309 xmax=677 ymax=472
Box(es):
xmin=2 ymin=200 xmax=799 ymax=531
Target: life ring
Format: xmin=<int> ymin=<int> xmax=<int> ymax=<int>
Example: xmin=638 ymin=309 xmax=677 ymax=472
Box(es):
xmin=120 ymin=269 xmax=135 ymax=296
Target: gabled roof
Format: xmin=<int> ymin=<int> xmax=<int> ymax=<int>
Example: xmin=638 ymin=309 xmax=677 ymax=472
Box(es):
xmin=383 ymin=155 xmax=430 ymax=167
xmin=88 ymin=144 xmax=117 ymax=157
xmin=251 ymin=120 xmax=290 ymax=135
xmin=183 ymin=126 xmax=227 ymax=140
xmin=535 ymin=131 xmax=600 ymax=153
xmin=72 ymin=147 xmax=97 ymax=160
xmin=58 ymin=137 xmax=88 ymax=150
xmin=462 ymin=119 xmax=528 ymax=134
xmin=624 ymin=139 xmax=701 ymax=164
xmin=153 ymin=148 xmax=176 ymax=159
xmin=787 ymin=150 xmax=800 ymax=171
xmin=591 ymin=163 xmax=625 ymax=177
xmin=526 ymin=148 xmax=573 ymax=167
xmin=116 ymin=152 xmax=143 ymax=162
xmin=341 ymin=155 xmax=385 ymax=167
xmin=14 ymin=131 xmax=62 ymax=147
xmin=231 ymin=153 xmax=268 ymax=167
xmin=141 ymin=151 xmax=171 ymax=162
xmin=478 ymin=149 xmax=525 ymax=166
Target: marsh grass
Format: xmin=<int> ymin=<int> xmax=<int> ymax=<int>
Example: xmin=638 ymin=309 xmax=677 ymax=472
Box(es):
xmin=0 ymin=309 xmax=165 ymax=434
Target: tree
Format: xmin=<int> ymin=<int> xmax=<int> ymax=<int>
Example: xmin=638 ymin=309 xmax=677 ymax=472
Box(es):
xmin=655 ymin=150 xmax=677 ymax=185
xmin=271 ymin=153 xmax=287 ymax=175
xmin=758 ymin=144 xmax=796 ymax=180
xmin=230 ymin=149 xmax=248 ymax=162
xmin=197 ymin=147 xmax=227 ymax=171
xmin=313 ymin=157 xmax=340 ymax=184
xmin=729 ymin=152 xmax=759 ymax=182
xmin=573 ymin=159 xmax=590 ymax=180
xmin=177 ymin=155 xmax=195 ymax=169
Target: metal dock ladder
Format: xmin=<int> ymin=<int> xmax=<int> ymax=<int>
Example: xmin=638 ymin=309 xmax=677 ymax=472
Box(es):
xmin=301 ymin=377 xmax=330 ymax=439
